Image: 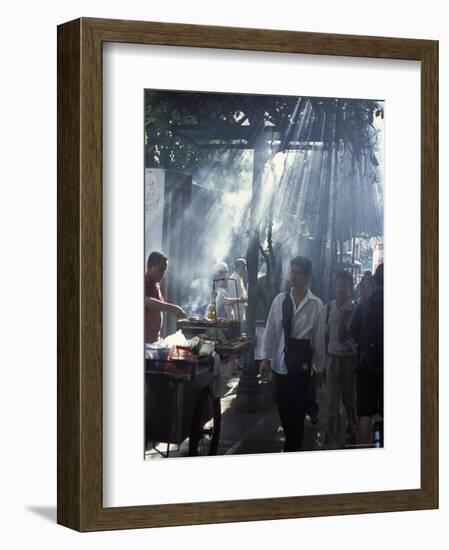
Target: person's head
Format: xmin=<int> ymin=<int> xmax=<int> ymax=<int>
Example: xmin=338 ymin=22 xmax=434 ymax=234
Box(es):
xmin=335 ymin=270 xmax=353 ymax=299
xmin=359 ymin=274 xmax=374 ymax=301
xmin=234 ymin=258 xmax=247 ymax=277
xmin=374 ymin=263 xmax=384 ymax=288
xmin=290 ymin=256 xmax=312 ymax=292
xmin=146 ymin=251 xmax=168 ymax=283
xmin=212 ymin=262 xmax=229 ymax=288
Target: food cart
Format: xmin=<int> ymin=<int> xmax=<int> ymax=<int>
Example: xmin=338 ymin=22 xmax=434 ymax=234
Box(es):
xmin=145 ymin=340 xmax=221 ymax=457
xmin=145 ymin=321 xmax=251 ymax=459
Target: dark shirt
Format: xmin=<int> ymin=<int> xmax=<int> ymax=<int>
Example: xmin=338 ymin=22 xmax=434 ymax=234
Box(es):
xmin=145 ymin=274 xmax=164 ymax=343
xmin=350 ymin=288 xmax=384 ymax=371
xmin=350 ymin=299 xmax=368 ymax=352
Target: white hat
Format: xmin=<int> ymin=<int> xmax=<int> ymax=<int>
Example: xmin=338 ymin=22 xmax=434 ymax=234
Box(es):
xmin=212 ymin=261 xmax=228 ymax=279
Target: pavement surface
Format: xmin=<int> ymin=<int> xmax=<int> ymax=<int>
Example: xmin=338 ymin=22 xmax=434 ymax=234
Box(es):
xmin=145 ymin=358 xmax=328 ymax=460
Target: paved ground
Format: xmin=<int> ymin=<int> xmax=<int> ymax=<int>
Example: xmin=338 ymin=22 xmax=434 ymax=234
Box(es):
xmin=145 ymin=359 xmax=328 ymax=460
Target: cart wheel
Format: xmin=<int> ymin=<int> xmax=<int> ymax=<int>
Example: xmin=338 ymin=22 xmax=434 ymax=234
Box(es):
xmin=189 ymin=389 xmax=221 ymax=456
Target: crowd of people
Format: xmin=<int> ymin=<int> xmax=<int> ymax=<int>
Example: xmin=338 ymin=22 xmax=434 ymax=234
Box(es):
xmin=145 ymin=250 xmax=384 ymax=453
xmin=260 ymin=256 xmax=384 ymax=452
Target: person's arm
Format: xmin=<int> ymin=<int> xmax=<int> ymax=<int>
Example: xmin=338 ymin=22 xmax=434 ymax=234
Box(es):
xmin=375 ymin=295 xmax=384 ymax=365
xmin=324 ymin=303 xmax=329 ymax=356
xmin=145 ymin=296 xmax=186 ymax=318
xmin=239 ymin=277 xmax=248 ymax=301
xmin=349 ymin=303 xmax=362 ymax=346
xmin=222 ymin=295 xmax=246 ymax=306
xmin=259 ymin=296 xmax=279 ymax=379
xmin=311 ymin=303 xmax=326 ymax=373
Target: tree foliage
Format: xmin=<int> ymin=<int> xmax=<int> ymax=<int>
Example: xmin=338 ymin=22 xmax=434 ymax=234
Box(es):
xmin=144 ymin=90 xmax=383 ymax=176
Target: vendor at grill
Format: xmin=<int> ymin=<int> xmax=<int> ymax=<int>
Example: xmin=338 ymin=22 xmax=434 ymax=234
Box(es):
xmin=145 ymin=251 xmax=186 ymax=343
xmin=213 ymin=262 xmax=247 ymax=321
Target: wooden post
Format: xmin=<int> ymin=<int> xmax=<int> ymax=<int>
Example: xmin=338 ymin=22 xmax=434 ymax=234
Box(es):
xmin=246 ymin=133 xmax=266 ymax=345
xmin=234 ymin=124 xmax=265 ymax=412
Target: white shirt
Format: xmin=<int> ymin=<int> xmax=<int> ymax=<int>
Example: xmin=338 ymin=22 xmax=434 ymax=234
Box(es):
xmin=228 ymin=271 xmax=247 ymax=322
xmin=215 ymin=287 xmax=234 ymax=320
xmin=261 ymin=288 xmax=325 ymax=374
xmin=325 ymin=300 xmax=357 ymax=356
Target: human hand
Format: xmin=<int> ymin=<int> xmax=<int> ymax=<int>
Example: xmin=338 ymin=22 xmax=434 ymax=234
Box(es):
xmin=315 ymin=369 xmax=326 ymax=388
xmin=170 ymin=304 xmax=187 ymax=318
xmin=259 ymin=359 xmax=270 ymax=382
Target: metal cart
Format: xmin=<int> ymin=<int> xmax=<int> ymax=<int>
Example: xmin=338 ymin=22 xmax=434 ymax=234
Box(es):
xmin=145 ymin=353 xmax=221 ymax=457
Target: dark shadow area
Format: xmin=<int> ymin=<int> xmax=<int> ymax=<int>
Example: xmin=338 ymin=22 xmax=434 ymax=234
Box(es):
xmin=26 ymin=506 xmax=57 ymax=523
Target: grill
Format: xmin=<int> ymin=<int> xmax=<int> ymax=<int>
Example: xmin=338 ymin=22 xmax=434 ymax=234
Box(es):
xmin=177 ymin=318 xmax=241 ymax=342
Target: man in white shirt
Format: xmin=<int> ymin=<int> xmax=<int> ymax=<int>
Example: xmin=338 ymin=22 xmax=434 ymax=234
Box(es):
xmin=260 ymin=256 xmax=325 ymax=452
xmin=212 ymin=262 xmax=245 ymax=320
xmin=228 ymin=258 xmax=248 ymax=325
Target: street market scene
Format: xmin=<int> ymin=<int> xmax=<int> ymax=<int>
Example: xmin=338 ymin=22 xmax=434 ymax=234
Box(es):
xmin=143 ymin=90 xmax=384 ymax=460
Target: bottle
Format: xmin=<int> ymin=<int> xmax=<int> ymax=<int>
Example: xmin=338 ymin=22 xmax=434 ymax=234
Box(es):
xmin=206 ymin=303 xmax=216 ymax=320
xmin=206 ymin=289 xmax=217 ymax=320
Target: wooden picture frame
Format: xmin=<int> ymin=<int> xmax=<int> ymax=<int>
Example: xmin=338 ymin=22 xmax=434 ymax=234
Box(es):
xmin=57 ymin=17 xmax=438 ymax=531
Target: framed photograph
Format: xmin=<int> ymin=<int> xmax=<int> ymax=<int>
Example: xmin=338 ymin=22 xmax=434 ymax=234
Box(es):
xmin=57 ymin=17 xmax=438 ymax=531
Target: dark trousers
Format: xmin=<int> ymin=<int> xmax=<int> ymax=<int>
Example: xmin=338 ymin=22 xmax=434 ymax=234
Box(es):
xmin=273 ymin=368 xmax=312 ymax=452
xmin=306 ymin=375 xmax=319 ymax=419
